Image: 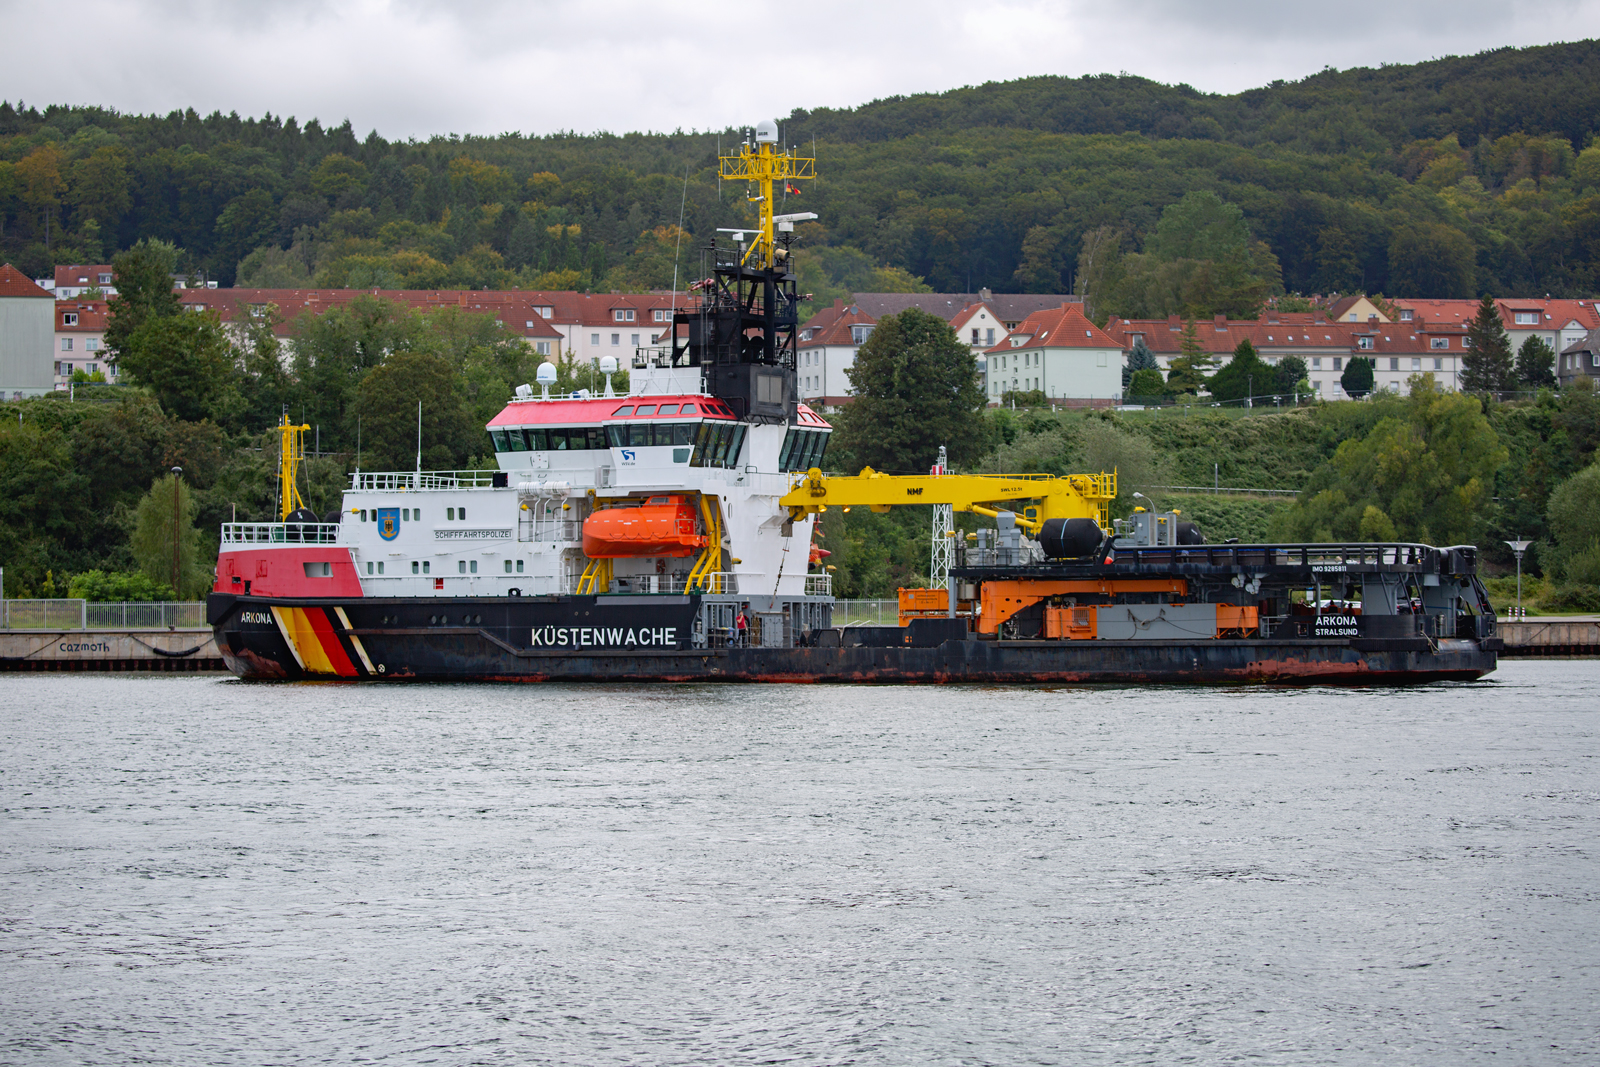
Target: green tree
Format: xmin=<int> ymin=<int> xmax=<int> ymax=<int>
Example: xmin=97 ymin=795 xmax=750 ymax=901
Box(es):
xmin=834 ymin=308 xmax=987 ymax=472
xmin=1273 ymin=355 xmax=1309 ymax=396
xmin=1127 ymin=368 xmax=1166 ymax=399
xmin=105 ymin=238 xmax=182 ymax=361
xmin=129 ymin=473 xmax=208 ymax=598
xmin=213 ymin=189 xmax=279 ymax=284
xmin=353 ymin=350 xmax=478 ymax=471
xmin=116 ymin=312 xmax=233 ymax=422
xmin=1341 ymin=356 xmax=1375 ymax=398
xmin=1272 ymin=381 xmax=1507 ymax=545
xmin=1165 ymin=320 xmax=1211 ymax=394
xmin=1515 ymin=335 xmax=1557 ymax=388
xmin=1122 ymin=337 xmax=1159 ymax=388
xmin=1387 ymin=221 xmax=1476 ymax=298
xmin=1543 ymin=461 xmax=1600 ymax=610
xmin=0 ymin=420 xmax=92 ymax=594
xmin=1206 ymin=338 xmax=1271 ymax=403
xmin=1463 ymin=294 xmax=1515 ymax=394
xmin=66 ymin=570 xmax=177 ymax=602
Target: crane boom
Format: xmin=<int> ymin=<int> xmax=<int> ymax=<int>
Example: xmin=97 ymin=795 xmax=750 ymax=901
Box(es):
xmin=780 ymin=467 xmax=1117 ymax=533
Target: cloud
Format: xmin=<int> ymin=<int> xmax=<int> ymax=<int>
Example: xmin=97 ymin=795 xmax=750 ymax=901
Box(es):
xmin=1 ymin=0 xmax=1598 ymax=140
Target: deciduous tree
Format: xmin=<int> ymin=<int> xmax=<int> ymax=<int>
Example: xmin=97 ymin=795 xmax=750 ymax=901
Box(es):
xmin=834 ymin=308 xmax=987 ymax=472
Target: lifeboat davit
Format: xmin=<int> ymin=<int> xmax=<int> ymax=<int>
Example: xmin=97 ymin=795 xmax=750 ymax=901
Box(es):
xmin=582 ymin=495 xmax=708 ymax=558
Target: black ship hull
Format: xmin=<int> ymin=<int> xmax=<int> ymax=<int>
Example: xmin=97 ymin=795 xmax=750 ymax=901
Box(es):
xmin=209 ymin=594 xmax=1498 ymax=685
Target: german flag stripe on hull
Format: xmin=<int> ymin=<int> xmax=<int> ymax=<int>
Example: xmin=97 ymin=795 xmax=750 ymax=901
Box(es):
xmin=271 ymin=605 xmax=361 ymax=677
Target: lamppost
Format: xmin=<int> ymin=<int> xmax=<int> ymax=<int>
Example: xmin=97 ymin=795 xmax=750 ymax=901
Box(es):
xmin=171 ymin=467 xmax=183 ymax=595
xmin=1504 ymin=537 xmax=1531 ymax=618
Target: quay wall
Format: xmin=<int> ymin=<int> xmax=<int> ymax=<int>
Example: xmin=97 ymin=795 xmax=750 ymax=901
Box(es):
xmin=1497 ymin=620 xmax=1600 ymax=657
xmin=0 ymin=629 xmax=226 ymax=672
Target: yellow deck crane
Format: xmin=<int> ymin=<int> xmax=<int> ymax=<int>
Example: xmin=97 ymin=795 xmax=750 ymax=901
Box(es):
xmin=780 ymin=466 xmax=1149 ymax=633
xmin=779 ymin=466 xmax=1117 ymax=532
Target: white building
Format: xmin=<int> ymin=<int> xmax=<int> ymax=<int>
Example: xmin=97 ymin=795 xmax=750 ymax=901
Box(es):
xmin=983 ymin=304 xmax=1123 ymax=404
xmin=0 ymin=264 xmax=56 ymax=399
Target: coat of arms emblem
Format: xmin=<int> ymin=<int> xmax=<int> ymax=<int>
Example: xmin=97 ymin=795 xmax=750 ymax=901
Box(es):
xmin=377 ymin=507 xmax=401 ymax=540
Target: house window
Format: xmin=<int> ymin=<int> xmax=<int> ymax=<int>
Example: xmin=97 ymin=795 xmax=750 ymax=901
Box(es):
xmin=986 ymin=328 xmax=995 ymax=344
xmin=1434 ymin=358 xmax=1443 ymax=371
xmin=1411 ymin=358 xmax=1421 ymax=371
xmin=86 ymin=363 xmax=96 ymax=374
xmin=1312 ymin=357 xmax=1321 ymax=370
xmin=614 ymin=309 xmax=635 ymax=322
xmin=526 ymin=320 xmax=535 ymax=328
xmin=971 ymin=328 xmax=980 ymax=343
xmin=536 ymin=341 xmax=551 ymax=355
xmin=1390 ymin=358 xmax=1399 ymax=371
xmin=1400 ymin=309 xmax=1414 ymax=321
xmin=60 ymin=338 xmax=73 ymax=351
xmin=611 ymin=333 xmax=620 ymax=346
xmin=97 ymin=273 xmax=111 ymax=285
xmin=1333 ymin=357 xmax=1342 ymax=370
xmin=1357 ymin=336 xmax=1373 ymax=350
xmin=801 ymin=330 xmax=812 ymax=341
xmin=537 ymin=307 xmax=552 ymax=318
xmin=631 ymin=334 xmax=639 ymax=347
xmin=1514 ymin=311 xmax=1538 ymax=325
xmin=85 ymin=339 xmax=99 ymax=351
xmin=1431 ymin=337 xmax=1449 ymax=350
xmin=653 ymin=309 xmax=668 ymax=322
xmin=851 ymin=325 xmax=873 ymax=344
xmin=63 ymin=313 xmax=78 ymax=326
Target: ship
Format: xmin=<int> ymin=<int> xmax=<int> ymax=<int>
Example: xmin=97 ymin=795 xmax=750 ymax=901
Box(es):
xmin=207 ymin=121 xmax=1500 ymax=685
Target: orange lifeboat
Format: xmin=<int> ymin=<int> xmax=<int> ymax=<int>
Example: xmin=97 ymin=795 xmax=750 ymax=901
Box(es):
xmin=582 ymin=495 xmax=708 ymax=558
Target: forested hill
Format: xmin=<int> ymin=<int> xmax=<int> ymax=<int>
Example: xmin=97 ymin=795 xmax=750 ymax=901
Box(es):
xmin=783 ymin=41 xmax=1600 ymax=152
xmin=3 ymin=39 xmax=1600 ymax=308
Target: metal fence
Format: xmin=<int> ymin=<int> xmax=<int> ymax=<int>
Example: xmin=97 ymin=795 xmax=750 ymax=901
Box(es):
xmin=2 ymin=600 xmax=207 ymax=630
xmin=832 ymin=600 xmax=901 ymax=627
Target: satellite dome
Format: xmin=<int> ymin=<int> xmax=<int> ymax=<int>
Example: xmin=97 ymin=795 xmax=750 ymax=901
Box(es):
xmin=755 ymin=119 xmax=779 ymax=143
xmin=535 ymin=362 xmax=558 ymax=385
xmin=599 ymin=355 xmax=618 ymax=374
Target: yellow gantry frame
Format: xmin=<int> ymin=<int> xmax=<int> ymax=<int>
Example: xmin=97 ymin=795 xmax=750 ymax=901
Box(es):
xmin=719 ymin=133 xmax=816 ymax=269
xmin=780 ymin=467 xmax=1118 ymax=534
xmin=278 ymin=414 xmax=311 ymax=520
xmin=684 ymin=494 xmax=726 ymax=593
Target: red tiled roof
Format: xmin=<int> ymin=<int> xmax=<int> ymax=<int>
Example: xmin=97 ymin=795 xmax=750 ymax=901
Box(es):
xmin=985 ymin=304 xmax=1118 ymax=353
xmin=54 ymin=263 xmax=113 ymax=287
xmin=56 ymin=299 xmax=110 ymax=331
xmin=799 ymin=300 xmax=877 ymax=347
xmin=0 ymin=264 xmax=52 ymax=299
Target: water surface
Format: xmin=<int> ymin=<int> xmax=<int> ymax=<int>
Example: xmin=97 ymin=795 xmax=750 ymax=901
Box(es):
xmin=2 ymin=663 xmax=1597 ymax=1064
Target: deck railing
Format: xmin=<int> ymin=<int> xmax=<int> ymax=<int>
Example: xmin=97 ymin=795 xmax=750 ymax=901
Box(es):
xmin=221 ymin=523 xmax=341 ymax=545
xmin=804 ymin=573 xmax=833 ymax=597
xmin=350 ymin=471 xmax=503 ymax=491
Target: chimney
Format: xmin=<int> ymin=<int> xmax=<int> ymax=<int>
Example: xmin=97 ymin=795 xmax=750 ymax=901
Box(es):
xmin=1368 ymin=314 xmax=1378 ymax=325
xmin=1168 ymin=313 xmax=1181 ymax=330
xmin=979 ymin=287 xmax=993 ymax=302
xmin=1214 ymin=313 xmax=1227 ymax=328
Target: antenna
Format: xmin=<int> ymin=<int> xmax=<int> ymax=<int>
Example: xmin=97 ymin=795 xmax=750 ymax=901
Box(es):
xmin=415 ymin=400 xmax=422 ymax=475
xmin=671 ymin=163 xmax=688 ymax=324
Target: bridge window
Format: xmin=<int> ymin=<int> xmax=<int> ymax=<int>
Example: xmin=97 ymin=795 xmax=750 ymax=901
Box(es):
xmin=779 ymin=428 xmax=830 ymax=471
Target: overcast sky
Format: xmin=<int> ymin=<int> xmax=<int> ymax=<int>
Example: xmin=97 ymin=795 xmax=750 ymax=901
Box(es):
xmin=3 ymin=0 xmax=1598 ymax=141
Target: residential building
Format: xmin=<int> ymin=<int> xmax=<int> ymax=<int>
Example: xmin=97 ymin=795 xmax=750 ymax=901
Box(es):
xmin=1104 ymin=312 xmax=1458 ymax=399
xmin=1560 ymin=330 xmax=1600 ymax=387
xmin=850 ymin=288 xmax=1078 ymax=331
xmin=1324 ymin=295 xmax=1391 ymax=323
xmin=796 ymin=299 xmax=878 ymax=409
xmin=948 ymin=301 xmax=1006 ymax=387
xmin=0 ymin=264 xmax=55 ymax=399
xmin=51 ymin=264 xmax=117 ymax=299
xmin=53 ymin=299 xmax=115 ymax=387
xmin=1393 ymin=298 xmax=1600 ymax=371
xmin=983 ymin=304 xmax=1122 ymax=404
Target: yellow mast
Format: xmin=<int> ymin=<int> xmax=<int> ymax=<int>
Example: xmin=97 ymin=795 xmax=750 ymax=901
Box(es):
xmin=718 ymin=121 xmax=815 ymax=269
xmin=278 ymin=413 xmax=310 ymax=520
